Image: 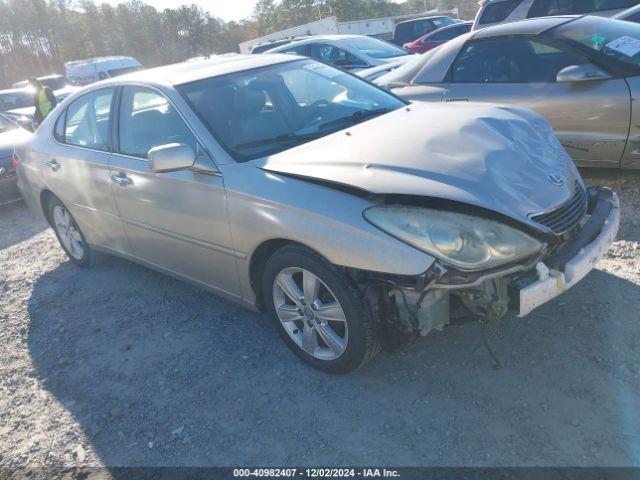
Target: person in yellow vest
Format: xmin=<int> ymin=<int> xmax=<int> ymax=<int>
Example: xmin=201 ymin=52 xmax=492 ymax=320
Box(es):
xmin=29 ymin=77 xmax=57 ymax=127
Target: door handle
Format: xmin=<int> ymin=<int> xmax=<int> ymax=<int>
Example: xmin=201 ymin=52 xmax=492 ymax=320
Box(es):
xmin=111 ymin=173 xmax=133 ymax=186
xmin=46 ymin=159 xmax=61 ymax=171
xmin=446 ymin=98 xmax=469 ymax=102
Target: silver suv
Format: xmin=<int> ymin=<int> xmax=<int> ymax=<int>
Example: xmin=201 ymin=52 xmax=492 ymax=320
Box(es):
xmin=473 ymin=0 xmax=637 ymax=30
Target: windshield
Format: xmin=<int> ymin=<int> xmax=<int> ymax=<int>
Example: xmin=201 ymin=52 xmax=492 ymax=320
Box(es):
xmin=0 ymin=114 xmax=18 ymax=133
xmin=546 ymin=16 xmax=640 ymax=75
xmin=348 ymin=37 xmax=410 ymax=59
xmin=178 ymin=59 xmax=405 ymax=162
xmin=0 ymin=91 xmax=33 ymax=111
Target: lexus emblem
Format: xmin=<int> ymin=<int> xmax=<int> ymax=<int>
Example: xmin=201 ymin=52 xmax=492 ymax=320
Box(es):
xmin=547 ymin=173 xmax=566 ymax=186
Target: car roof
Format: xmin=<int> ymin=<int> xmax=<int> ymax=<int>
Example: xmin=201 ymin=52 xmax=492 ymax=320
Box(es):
xmin=269 ymin=34 xmax=369 ymax=48
xmin=105 ymin=54 xmax=300 ymax=86
xmin=434 ymin=20 xmax=473 ymax=30
xmin=396 ymin=15 xmax=453 ymax=26
xmin=64 ymin=56 xmax=137 ymax=67
xmin=472 ymin=15 xmax=579 ymax=39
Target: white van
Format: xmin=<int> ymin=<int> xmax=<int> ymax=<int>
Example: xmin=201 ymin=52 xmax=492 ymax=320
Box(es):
xmin=64 ymin=56 xmax=142 ymax=86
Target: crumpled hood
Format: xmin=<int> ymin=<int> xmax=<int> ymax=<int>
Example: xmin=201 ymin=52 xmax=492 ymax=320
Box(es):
xmin=255 ymin=102 xmax=581 ymax=227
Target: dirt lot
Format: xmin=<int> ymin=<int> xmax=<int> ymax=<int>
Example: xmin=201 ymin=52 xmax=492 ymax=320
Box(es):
xmin=1 ymin=170 xmax=640 ymax=469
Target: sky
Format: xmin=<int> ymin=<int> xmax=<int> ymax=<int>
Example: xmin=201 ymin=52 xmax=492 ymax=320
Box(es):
xmin=102 ymin=0 xmax=259 ymax=22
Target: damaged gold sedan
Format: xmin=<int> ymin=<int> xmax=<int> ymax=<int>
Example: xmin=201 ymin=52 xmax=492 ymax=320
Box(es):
xmin=17 ymin=55 xmax=619 ymax=373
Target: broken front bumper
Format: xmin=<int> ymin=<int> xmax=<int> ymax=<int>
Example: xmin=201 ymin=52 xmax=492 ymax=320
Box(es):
xmin=516 ymin=188 xmax=619 ymax=316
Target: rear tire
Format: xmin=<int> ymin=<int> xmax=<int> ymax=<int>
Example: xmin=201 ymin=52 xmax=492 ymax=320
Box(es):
xmin=262 ymin=245 xmax=379 ymax=374
xmin=48 ymin=196 xmax=105 ymax=267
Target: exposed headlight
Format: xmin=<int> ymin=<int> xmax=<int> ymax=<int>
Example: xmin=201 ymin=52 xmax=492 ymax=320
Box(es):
xmin=364 ymin=206 xmax=543 ymax=270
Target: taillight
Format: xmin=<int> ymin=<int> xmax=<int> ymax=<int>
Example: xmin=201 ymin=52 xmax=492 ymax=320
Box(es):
xmin=12 ymin=151 xmax=20 ymax=169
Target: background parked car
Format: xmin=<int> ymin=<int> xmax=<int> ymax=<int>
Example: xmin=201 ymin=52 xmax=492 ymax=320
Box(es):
xmin=64 ymin=56 xmax=142 ymax=86
xmin=612 ymin=2 xmax=640 ymax=21
xmin=403 ymin=21 xmax=473 ymax=53
xmin=391 ymin=15 xmax=458 ymax=45
xmin=0 ymin=88 xmax=32 ymax=112
xmin=473 ymin=0 xmax=638 ymax=30
xmin=0 ymin=88 xmax=37 ymax=131
xmin=266 ymin=35 xmax=413 ymax=72
xmin=377 ymin=15 xmax=640 ymax=169
xmin=0 ymin=113 xmax=30 ymax=205
xmin=12 ymin=74 xmax=70 ymax=91
xmin=11 ymin=74 xmax=78 ymax=104
xmin=0 ymin=84 xmax=72 ymax=131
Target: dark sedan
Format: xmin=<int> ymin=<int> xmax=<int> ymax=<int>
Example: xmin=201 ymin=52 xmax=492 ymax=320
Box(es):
xmin=0 ymin=113 xmax=30 ymax=205
xmin=403 ymin=21 xmax=472 ymax=54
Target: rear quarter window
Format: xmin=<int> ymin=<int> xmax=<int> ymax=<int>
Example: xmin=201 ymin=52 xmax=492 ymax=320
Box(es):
xmin=478 ymin=0 xmax=524 ymax=25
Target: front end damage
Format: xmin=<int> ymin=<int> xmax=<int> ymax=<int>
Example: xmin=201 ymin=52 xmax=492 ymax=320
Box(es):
xmin=352 ymin=187 xmax=620 ymax=340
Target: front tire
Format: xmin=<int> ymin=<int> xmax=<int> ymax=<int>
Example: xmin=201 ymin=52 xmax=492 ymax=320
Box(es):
xmin=48 ymin=196 xmax=104 ymax=267
xmin=262 ymin=245 xmax=379 ymax=374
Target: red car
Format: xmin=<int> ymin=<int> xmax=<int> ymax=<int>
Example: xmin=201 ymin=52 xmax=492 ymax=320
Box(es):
xmin=403 ymin=21 xmax=472 ymax=54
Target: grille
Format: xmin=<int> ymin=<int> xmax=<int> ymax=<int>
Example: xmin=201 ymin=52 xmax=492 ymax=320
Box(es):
xmin=529 ymin=182 xmax=587 ymax=235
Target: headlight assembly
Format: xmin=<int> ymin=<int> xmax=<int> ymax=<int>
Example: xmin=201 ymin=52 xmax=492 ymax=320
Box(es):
xmin=364 ymin=206 xmax=543 ymax=270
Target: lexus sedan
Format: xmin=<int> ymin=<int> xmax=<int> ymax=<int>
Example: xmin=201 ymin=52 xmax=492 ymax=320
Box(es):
xmin=17 ymin=54 xmax=619 ymax=373
xmin=376 ymin=15 xmax=640 ymax=169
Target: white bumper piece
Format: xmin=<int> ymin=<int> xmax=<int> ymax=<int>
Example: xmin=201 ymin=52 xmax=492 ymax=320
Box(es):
xmin=518 ymin=193 xmax=620 ymax=317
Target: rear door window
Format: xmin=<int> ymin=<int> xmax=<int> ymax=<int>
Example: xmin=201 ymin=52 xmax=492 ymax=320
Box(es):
xmin=62 ymin=88 xmax=115 ymax=151
xmin=118 ymin=86 xmax=197 ymax=158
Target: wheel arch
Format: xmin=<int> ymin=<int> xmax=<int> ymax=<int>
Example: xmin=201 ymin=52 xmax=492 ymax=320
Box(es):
xmin=249 ymin=238 xmax=330 ymax=312
xmin=39 ymin=189 xmax=56 ymax=227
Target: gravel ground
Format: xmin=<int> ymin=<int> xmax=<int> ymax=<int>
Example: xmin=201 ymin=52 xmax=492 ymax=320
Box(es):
xmin=0 ymin=170 xmax=639 ymax=470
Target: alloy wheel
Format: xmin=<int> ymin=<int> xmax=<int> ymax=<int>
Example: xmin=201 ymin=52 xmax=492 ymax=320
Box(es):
xmin=52 ymin=205 xmax=85 ymax=260
xmin=272 ymin=267 xmax=348 ymax=361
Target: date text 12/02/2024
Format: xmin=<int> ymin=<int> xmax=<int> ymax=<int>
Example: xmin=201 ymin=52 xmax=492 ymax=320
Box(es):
xmin=233 ymin=468 xmax=401 ymax=478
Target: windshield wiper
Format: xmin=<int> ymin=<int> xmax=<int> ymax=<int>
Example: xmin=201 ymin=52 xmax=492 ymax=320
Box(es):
xmin=318 ymin=107 xmax=391 ymax=131
xmin=235 ymin=132 xmax=324 ymax=150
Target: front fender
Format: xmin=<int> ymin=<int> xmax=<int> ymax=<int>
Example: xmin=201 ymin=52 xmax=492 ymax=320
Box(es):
xmin=223 ymin=164 xmax=436 ymax=303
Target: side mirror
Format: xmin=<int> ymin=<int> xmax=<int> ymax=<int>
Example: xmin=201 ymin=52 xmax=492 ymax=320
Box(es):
xmin=556 ymin=64 xmax=611 ymax=83
xmin=148 ymin=143 xmax=196 ymax=173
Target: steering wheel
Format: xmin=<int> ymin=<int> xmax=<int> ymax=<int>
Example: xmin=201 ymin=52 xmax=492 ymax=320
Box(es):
xmin=301 ymin=99 xmax=331 ymax=126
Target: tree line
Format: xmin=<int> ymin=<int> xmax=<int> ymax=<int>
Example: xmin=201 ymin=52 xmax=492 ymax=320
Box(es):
xmin=0 ymin=0 xmax=480 ymax=88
